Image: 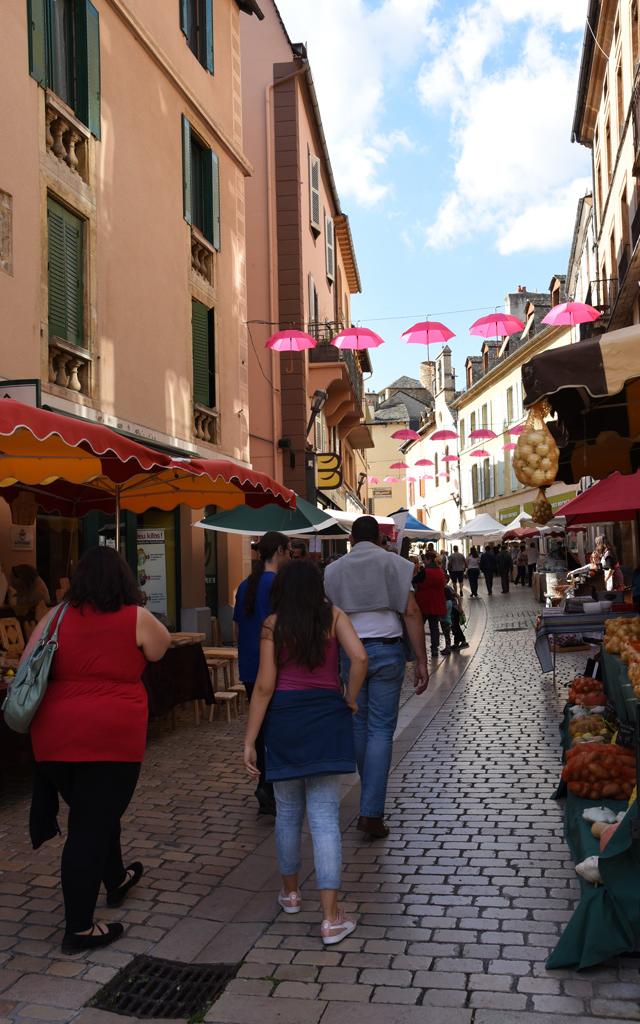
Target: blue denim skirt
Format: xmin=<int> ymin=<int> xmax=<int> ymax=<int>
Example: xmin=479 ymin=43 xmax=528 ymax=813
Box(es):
xmin=264 ymin=688 xmax=356 ymax=782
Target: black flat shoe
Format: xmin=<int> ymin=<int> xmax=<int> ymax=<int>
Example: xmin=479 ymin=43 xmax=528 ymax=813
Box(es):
xmin=357 ymin=815 xmax=390 ymax=839
xmin=62 ymin=921 xmax=124 ymax=955
xmin=106 ymin=862 xmax=143 ymax=907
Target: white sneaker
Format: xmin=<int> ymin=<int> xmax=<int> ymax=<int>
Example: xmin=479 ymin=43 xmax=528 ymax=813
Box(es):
xmin=320 ymin=910 xmax=356 ymax=945
xmin=277 ymin=890 xmax=302 ymax=914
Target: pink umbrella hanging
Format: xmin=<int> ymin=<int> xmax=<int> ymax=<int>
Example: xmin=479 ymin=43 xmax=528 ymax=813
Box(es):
xmin=391 ymin=429 xmax=421 ymax=441
xmin=470 ymin=449 xmax=490 ymax=458
xmin=390 ymin=461 xmax=409 ymax=470
xmin=509 ymin=425 xmax=525 ymax=436
xmin=406 ymin=476 xmax=417 ymax=483
xmin=415 ymin=458 xmax=434 ymax=466
xmin=265 ymin=329 xmax=316 ymax=351
xmin=401 ymin=320 xmax=455 ymax=358
xmin=384 ymin=476 xmax=400 ymax=483
xmin=438 ymin=471 xmax=449 ymax=478
xmin=431 ymin=429 xmax=458 ymax=441
xmin=469 ymin=313 xmax=524 ymax=338
xmin=469 ymin=428 xmax=496 ymax=440
xmin=331 ymin=327 xmax=385 ymax=350
xmin=541 ymin=301 xmax=601 ymax=327
xmin=503 ymin=443 xmax=517 ymax=451
xmin=367 ymin=476 xmax=380 ymax=484
xmin=442 ymin=454 xmax=459 ymax=462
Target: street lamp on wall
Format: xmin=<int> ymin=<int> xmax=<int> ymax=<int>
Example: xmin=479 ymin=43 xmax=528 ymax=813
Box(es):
xmin=306 ymin=389 xmax=328 ymax=438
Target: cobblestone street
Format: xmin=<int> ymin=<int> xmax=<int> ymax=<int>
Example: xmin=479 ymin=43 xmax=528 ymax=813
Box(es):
xmin=2 ymin=587 xmax=640 ymax=1023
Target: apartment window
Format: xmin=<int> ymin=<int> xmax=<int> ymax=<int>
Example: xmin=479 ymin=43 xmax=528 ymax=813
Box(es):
xmin=471 ymin=463 xmax=479 ymax=503
xmin=434 ymin=452 xmax=439 ymax=487
xmin=459 ymin=418 xmax=465 ymax=450
xmin=308 ymin=274 xmax=319 ymax=334
xmin=180 ymin=0 xmax=214 ymax=72
xmin=182 ymin=116 xmax=220 ymax=250
xmin=445 ymin=445 xmax=451 ymax=482
xmin=309 ymin=154 xmax=321 ymax=232
xmin=470 ymin=411 xmax=476 ymax=434
xmin=633 ymin=2 xmax=639 ymax=72
xmin=27 ymin=0 xmax=101 ymax=136
xmin=192 ymin=299 xmax=215 ymax=408
xmin=481 ymin=403 xmax=488 ymax=429
xmin=506 ymin=386 xmax=514 ymax=424
xmin=409 ymin=482 xmax=415 ymax=506
xmin=605 ymin=118 xmax=612 ymax=184
xmin=325 ymin=213 xmax=335 ymax=282
xmin=616 ymin=63 xmax=624 ymax=143
xmin=497 ymin=460 xmax=505 ymax=497
xmin=483 ymin=459 xmax=493 ymax=499
xmin=47 ymin=195 xmax=84 ymax=346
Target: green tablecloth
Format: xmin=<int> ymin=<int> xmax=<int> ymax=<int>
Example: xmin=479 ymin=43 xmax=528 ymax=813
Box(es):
xmin=548 ymin=796 xmax=639 ymax=970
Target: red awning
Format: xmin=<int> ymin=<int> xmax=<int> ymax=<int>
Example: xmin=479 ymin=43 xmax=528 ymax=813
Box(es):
xmin=557 ymin=472 xmax=640 ymax=525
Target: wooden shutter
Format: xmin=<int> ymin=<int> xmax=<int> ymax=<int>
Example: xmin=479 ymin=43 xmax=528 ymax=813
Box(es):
xmin=180 ymin=0 xmax=189 ymax=37
xmin=211 ymin=150 xmax=220 ymax=250
xmin=325 ymin=213 xmax=335 ymax=281
xmin=47 ymin=197 xmax=83 ymax=346
xmin=85 ymin=2 xmax=101 ymax=138
xmin=471 ymin=464 xmax=478 ymax=503
xmin=205 ymin=0 xmax=214 ymax=73
xmin=192 ymin=299 xmax=214 ymax=407
xmin=309 ymin=154 xmax=321 ymax=231
xmin=182 ymin=115 xmax=192 ymax=224
xmin=27 ymin=0 xmax=47 ymax=85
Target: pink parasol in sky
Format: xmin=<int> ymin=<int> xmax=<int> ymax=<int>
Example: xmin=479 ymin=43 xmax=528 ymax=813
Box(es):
xmin=470 ymin=449 xmax=490 ymax=458
xmin=509 ymin=424 xmax=525 ymax=436
xmin=367 ymin=476 xmax=380 ymax=484
xmin=431 ymin=429 xmax=458 ymax=441
xmin=415 ymin=458 xmax=434 ymax=466
xmin=469 ymin=313 xmax=524 ymax=338
xmin=503 ymin=443 xmax=517 ymax=451
xmin=438 ymin=471 xmax=449 ymax=478
xmin=401 ymin=320 xmax=455 ymax=357
xmin=541 ymin=301 xmax=601 ymax=327
xmin=331 ymin=327 xmax=384 ymax=350
xmin=384 ymin=476 xmax=400 ymax=483
xmin=266 ymin=330 xmax=316 ymax=351
xmin=391 ymin=429 xmax=421 ymax=441
xmin=390 ymin=461 xmax=409 ymax=469
xmin=442 ymin=454 xmax=459 ymax=462
xmin=469 ymin=428 xmax=496 ymax=440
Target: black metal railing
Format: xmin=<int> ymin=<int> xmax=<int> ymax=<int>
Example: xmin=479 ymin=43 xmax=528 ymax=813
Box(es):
xmin=588 ymin=276 xmax=619 ymax=312
xmin=308 ymin=323 xmax=364 ymax=408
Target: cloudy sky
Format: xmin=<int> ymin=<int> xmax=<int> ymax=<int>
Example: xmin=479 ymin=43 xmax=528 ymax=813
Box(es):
xmin=275 ymin=0 xmax=591 ymax=390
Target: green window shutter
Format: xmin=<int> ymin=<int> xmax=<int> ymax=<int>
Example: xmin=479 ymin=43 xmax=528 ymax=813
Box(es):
xmin=27 ymin=0 xmax=47 ymax=86
xmin=180 ymin=0 xmax=189 ymax=37
xmin=85 ymin=2 xmax=101 ymax=138
xmin=192 ymin=299 xmax=212 ymax=407
xmin=205 ymin=0 xmax=214 ymax=73
xmin=47 ymin=197 xmax=83 ymax=346
xmin=211 ymin=150 xmax=220 ymax=250
xmin=182 ymin=115 xmax=192 ymax=224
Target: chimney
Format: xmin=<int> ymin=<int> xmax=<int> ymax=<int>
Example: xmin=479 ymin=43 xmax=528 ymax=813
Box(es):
xmin=419 ymin=361 xmax=436 ymax=395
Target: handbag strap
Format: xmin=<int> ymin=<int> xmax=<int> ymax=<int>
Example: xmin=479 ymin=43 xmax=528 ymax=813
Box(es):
xmin=41 ymin=603 xmax=69 ymax=645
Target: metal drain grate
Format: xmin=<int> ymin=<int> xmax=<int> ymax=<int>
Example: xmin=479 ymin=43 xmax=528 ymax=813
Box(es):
xmin=88 ymin=954 xmax=239 ymax=1019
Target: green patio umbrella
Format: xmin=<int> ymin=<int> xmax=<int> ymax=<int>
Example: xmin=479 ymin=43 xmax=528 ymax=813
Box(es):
xmin=195 ymin=496 xmax=346 ymax=536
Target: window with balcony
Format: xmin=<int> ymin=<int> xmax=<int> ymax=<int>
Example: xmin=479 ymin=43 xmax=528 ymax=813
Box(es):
xmin=180 ymin=0 xmax=214 ymax=72
xmin=191 ymin=299 xmax=217 ymax=443
xmin=28 ymin=0 xmax=101 ymax=137
xmin=182 ymin=116 xmax=220 ymax=251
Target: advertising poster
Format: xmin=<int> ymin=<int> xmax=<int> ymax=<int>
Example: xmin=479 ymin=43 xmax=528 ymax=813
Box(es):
xmin=136 ymin=528 xmax=168 ymax=615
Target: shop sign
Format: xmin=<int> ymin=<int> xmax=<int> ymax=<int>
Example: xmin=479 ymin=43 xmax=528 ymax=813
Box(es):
xmin=316 ymin=452 xmax=343 ymax=490
xmin=10 ymin=525 xmax=34 ymax=551
xmin=137 ymin=528 xmax=168 ymax=615
xmin=498 ymin=505 xmax=519 ymax=524
xmin=373 ymin=487 xmax=392 ymax=497
xmin=0 ymin=379 xmax=41 ymax=407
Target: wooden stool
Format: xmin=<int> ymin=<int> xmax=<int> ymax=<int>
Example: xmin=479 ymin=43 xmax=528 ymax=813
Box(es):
xmin=212 ymin=691 xmax=238 ymax=722
xmin=206 ymin=657 xmax=229 ymax=691
xmin=229 ymin=683 xmax=247 ymax=712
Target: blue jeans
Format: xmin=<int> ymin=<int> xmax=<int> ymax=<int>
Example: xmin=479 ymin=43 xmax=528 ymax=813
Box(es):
xmin=273 ymin=775 xmax=342 ymax=890
xmin=342 ymin=643 xmax=405 ymax=817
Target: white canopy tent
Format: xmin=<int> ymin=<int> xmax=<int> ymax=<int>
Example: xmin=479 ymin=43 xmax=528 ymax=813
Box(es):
xmin=447 ymin=513 xmax=504 ymax=540
xmin=501 ymin=507 xmax=534 ymax=534
xmin=329 ymin=510 xmax=396 ymax=528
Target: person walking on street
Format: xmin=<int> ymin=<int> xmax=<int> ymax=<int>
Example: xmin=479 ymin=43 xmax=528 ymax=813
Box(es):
xmin=243 ymin=560 xmax=368 ymax=946
xmin=413 ymin=550 xmax=447 ymax=657
xmin=516 ymin=544 xmax=528 ymax=586
xmin=479 ymin=544 xmax=497 ymax=596
xmin=439 ymin=585 xmax=468 ymax=655
xmin=438 ymin=549 xmax=448 ymax=573
xmin=467 ymin=546 xmax=481 ymax=597
xmin=527 ymin=542 xmax=538 ymax=586
xmin=234 ymin=532 xmax=291 ymax=816
xmin=28 ymin=547 xmax=171 ymax=954
xmin=324 ymin=516 xmax=429 ymax=839
xmin=447 ymin=546 xmax=467 ymax=596
xmin=497 ymin=544 xmax=513 ymax=593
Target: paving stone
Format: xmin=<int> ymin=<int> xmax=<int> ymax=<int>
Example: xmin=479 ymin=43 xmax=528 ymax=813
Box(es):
xmin=2 ymin=973 xmax=98 ymax=1009
xmin=531 ymin=995 xmax=590 ymax=1014
xmin=371 ymin=986 xmax=420 ymax=1004
xmin=590 ymin=998 xmax=640 ymax=1019
xmin=469 ymin=992 xmax=528 ymax=1010
xmin=205 ymin=993 xmax=326 ymax=1023
xmin=322 ymin=1003 xmax=472 ymax=1023
xmin=319 ymin=983 xmax=373 ymax=1001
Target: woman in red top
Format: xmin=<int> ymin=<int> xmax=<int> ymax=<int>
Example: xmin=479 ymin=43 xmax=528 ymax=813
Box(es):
xmin=413 ymin=550 xmax=446 ymax=657
xmin=28 ymin=546 xmax=170 ymax=954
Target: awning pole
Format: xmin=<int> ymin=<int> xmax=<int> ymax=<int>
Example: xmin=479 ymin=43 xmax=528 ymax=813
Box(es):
xmin=115 ymin=486 xmax=121 ymax=552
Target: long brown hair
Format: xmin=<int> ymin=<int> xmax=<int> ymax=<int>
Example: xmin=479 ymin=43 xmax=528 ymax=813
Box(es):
xmin=270 ymin=560 xmax=333 ymax=671
xmin=244 ymin=532 xmax=289 ymax=615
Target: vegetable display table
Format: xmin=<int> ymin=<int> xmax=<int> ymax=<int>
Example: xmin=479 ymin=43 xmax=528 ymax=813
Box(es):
xmin=534 ymin=610 xmax=635 ymax=676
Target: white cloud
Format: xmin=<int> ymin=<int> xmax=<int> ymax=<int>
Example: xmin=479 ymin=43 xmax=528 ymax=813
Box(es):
xmin=275 ymin=0 xmax=437 ymax=205
xmin=419 ymin=4 xmax=591 ymax=254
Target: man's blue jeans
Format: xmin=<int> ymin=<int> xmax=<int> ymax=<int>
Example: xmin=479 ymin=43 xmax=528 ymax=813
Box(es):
xmin=342 ymin=642 xmax=406 ymax=817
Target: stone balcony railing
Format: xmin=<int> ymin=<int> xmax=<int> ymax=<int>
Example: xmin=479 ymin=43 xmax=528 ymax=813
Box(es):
xmin=48 ymin=337 xmax=92 ymax=395
xmin=193 ymin=403 xmax=219 ymax=444
xmin=45 ymin=94 xmax=90 ymax=184
xmin=191 ymin=228 xmax=215 ymax=286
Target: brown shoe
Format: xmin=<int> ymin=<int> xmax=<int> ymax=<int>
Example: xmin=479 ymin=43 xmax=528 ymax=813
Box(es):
xmin=357 ymin=815 xmax=389 ymax=839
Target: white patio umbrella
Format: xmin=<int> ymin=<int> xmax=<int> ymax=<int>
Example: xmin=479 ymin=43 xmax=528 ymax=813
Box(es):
xmin=501 ymin=506 xmax=534 ymax=533
xmin=447 ymin=512 xmax=504 ymax=540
